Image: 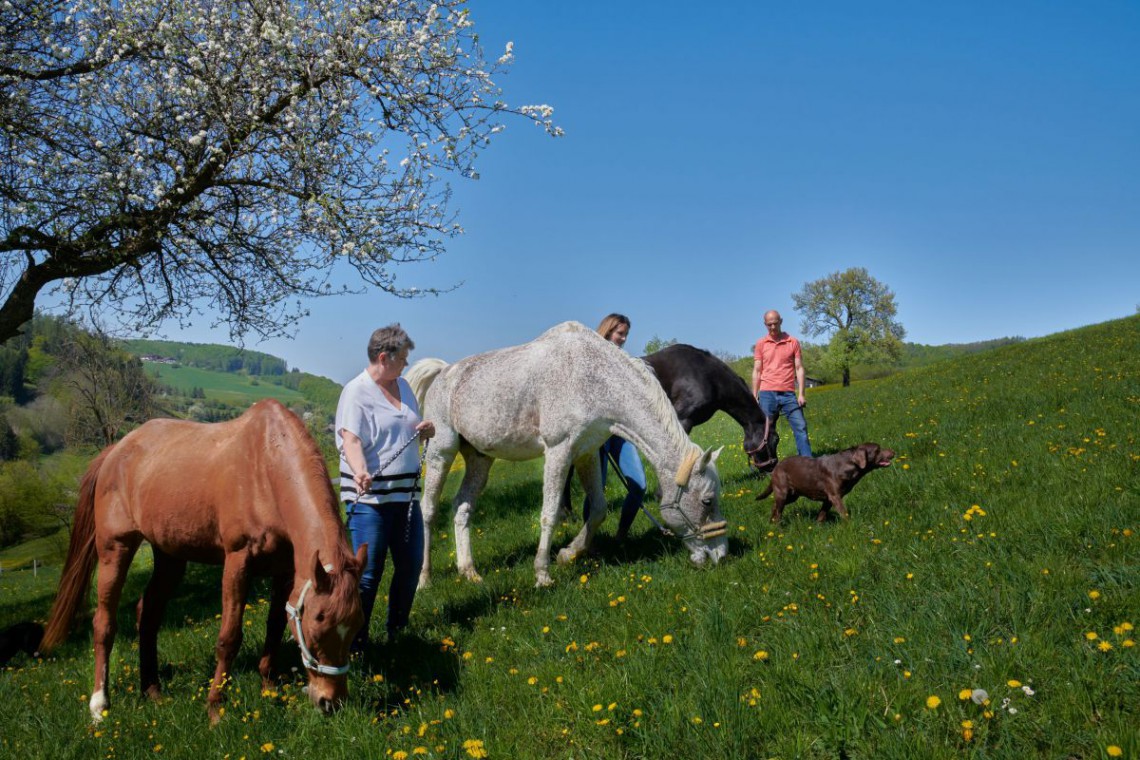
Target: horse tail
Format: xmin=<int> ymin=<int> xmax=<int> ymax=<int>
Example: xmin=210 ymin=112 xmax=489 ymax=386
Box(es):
xmin=405 ymin=358 xmax=449 ymax=414
xmin=40 ymin=447 xmax=111 ymax=652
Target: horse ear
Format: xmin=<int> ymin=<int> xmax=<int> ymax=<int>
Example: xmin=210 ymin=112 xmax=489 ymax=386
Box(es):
xmin=312 ymin=551 xmax=331 ymax=593
xmin=354 ymin=543 xmax=369 ymax=573
xmin=697 ymin=446 xmax=724 ymax=473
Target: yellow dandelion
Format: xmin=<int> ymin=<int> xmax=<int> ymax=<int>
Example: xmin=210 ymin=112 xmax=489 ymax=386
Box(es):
xmin=663 ymin=634 xmax=674 ymax=644
xmin=958 ymin=689 xmax=972 ymax=701
xmin=1088 ymin=590 xmax=1101 ymax=600
xmin=753 ymin=650 xmax=769 ymax=661
xmin=1106 ymin=746 xmax=1122 ymax=757
xmin=1006 ymin=679 xmax=1022 ymax=688
xmin=1098 ymin=641 xmax=1113 ymax=652
xmin=592 ymin=704 xmax=603 ymax=712
xmin=393 ymin=752 xmax=409 ymax=760
xmin=1086 ymin=632 xmax=1099 ymax=641
xmin=260 ymin=743 xmax=275 ymax=753
xmin=926 ymin=695 xmax=941 ymax=709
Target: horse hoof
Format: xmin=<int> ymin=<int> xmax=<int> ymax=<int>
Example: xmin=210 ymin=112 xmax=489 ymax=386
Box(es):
xmin=460 ymin=569 xmax=483 ymax=584
xmin=143 ymin=684 xmax=163 ymax=701
xmin=208 ymin=705 xmax=222 ymax=726
xmin=417 ymin=575 xmax=432 ymax=591
xmin=534 ymin=573 xmax=554 ymax=588
xmin=556 ymin=548 xmax=576 ymax=565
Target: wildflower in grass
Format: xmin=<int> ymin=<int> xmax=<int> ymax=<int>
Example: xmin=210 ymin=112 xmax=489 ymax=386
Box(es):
xmin=1123 ymin=640 xmax=1135 ymax=648
xmin=894 ymin=637 xmax=906 ymax=643
xmin=753 ymin=650 xmax=769 ymax=661
xmin=1088 ymin=590 xmax=1101 ymax=600
xmin=463 ymin=738 xmax=488 ymax=758
xmin=579 ymin=574 xmax=589 ymax=584
xmin=959 ymin=689 xmax=972 ymax=701
xmin=592 ymin=704 xmax=603 ymax=712
xmin=1098 ymin=641 xmax=1113 ymax=652
xmin=260 ymin=743 xmax=275 ymax=753
xmin=413 ymin=749 xmax=428 ymax=756
xmin=393 ymin=752 xmax=409 ymax=760
xmin=844 ymin=628 xmax=858 ymax=637
xmin=1022 ymin=685 xmax=1035 ymax=696
xmin=1107 ymin=746 xmax=1123 ymax=757
xmin=926 ymin=695 xmax=941 ymax=709
xmin=663 ymin=634 xmax=674 ymax=644
xmin=444 ymin=709 xmax=455 ymax=719
xmin=527 ymin=677 xmax=537 ymax=685
xmin=1086 ymin=632 xmax=1098 ymax=641
xmin=1007 ymin=679 xmax=1022 ymax=688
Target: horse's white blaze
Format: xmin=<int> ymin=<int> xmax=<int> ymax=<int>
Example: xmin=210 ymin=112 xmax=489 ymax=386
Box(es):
xmin=89 ymin=689 xmax=107 ymax=723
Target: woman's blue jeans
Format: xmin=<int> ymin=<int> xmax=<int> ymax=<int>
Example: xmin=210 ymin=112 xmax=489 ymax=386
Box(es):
xmin=758 ymin=391 xmax=813 ymax=457
xmin=586 ymin=436 xmax=647 ymax=536
xmin=345 ymin=500 xmax=424 ymax=646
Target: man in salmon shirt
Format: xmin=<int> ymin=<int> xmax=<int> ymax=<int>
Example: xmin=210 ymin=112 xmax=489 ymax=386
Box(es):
xmin=751 ymin=310 xmax=812 ymax=457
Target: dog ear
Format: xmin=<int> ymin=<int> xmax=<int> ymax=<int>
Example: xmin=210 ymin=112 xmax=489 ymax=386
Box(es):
xmin=852 ymin=447 xmax=869 ymax=469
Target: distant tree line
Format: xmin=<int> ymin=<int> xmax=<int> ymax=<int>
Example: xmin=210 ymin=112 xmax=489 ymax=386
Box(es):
xmin=123 ymin=339 xmax=288 ymax=376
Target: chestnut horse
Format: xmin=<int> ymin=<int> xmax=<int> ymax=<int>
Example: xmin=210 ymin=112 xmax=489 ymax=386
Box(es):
xmin=40 ymin=400 xmax=366 ymax=723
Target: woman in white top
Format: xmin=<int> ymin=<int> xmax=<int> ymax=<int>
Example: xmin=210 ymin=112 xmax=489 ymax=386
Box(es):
xmin=336 ymin=324 xmax=434 ymax=649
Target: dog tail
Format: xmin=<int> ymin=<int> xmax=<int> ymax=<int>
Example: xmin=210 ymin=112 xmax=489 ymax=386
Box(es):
xmin=40 ymin=447 xmax=110 ymax=653
xmin=755 ymin=478 xmax=773 ymax=501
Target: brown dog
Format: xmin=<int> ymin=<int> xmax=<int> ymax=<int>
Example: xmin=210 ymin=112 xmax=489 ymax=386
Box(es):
xmin=757 ymin=443 xmax=895 ymax=523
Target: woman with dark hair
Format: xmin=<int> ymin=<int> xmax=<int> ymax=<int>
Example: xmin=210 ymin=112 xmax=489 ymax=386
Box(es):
xmin=336 ymin=323 xmax=435 ymax=649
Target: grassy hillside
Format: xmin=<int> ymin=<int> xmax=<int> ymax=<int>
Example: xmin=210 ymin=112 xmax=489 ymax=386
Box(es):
xmin=144 ymin=362 xmax=306 ymax=405
xmin=1 ymin=317 xmax=1136 ymax=759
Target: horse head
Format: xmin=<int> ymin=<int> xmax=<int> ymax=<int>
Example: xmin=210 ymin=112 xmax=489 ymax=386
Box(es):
xmin=289 ymin=546 xmax=367 ymax=713
xmin=663 ymin=446 xmax=728 ymax=566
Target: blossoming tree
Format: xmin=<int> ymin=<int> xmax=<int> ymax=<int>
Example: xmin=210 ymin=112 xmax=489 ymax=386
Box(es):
xmin=0 ymin=0 xmax=560 ymax=343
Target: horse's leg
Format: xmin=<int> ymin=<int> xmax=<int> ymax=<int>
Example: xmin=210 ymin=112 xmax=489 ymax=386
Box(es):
xmin=207 ymin=552 xmax=252 ymax=724
xmin=89 ymin=540 xmax=139 ymax=723
xmin=136 ymin=548 xmax=186 ymax=700
xmin=453 ymin=447 xmax=493 ymax=583
xmin=557 ymin=450 xmax=606 ymax=565
xmin=258 ymin=573 xmax=292 ymax=691
xmin=533 ymin=447 xmax=574 ymax=587
xmin=418 ymin=435 xmax=459 ymax=590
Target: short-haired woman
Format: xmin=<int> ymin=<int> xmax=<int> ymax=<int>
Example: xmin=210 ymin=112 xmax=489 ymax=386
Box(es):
xmin=335 ymin=324 xmax=435 ymax=649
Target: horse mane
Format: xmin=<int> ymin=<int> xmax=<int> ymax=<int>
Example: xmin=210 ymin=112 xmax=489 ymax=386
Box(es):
xmin=621 ymin=349 xmax=699 ymax=458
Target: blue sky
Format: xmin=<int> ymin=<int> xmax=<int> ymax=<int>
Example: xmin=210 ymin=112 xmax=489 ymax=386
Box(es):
xmin=159 ymin=1 xmax=1139 ymax=383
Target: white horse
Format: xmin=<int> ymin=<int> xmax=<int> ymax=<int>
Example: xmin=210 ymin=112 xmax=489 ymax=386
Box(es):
xmin=406 ymin=321 xmax=727 ymax=588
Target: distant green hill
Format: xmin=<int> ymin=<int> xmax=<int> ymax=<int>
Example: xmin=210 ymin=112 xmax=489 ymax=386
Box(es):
xmin=122 ymin=338 xmax=342 ymax=415
xmin=730 ymin=335 xmax=1026 ymax=386
xmin=143 ymin=362 xmax=306 ymax=405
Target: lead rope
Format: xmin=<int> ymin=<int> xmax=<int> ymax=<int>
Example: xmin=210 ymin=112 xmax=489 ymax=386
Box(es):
xmin=340 ymin=430 xmax=423 ymax=545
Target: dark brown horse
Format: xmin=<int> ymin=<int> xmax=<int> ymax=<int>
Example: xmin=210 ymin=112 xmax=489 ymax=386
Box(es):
xmin=40 ymin=400 xmax=366 ymax=723
xmin=643 ymin=344 xmax=777 ymax=471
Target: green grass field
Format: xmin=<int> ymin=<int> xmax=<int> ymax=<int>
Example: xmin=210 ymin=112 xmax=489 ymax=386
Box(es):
xmin=2 ymin=317 xmax=1136 ymax=759
xmin=144 ymin=363 xmax=307 ymax=405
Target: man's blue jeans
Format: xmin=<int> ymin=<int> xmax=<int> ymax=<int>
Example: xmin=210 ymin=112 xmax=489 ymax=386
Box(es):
xmin=758 ymin=391 xmax=813 ymax=457
xmin=345 ymin=500 xmax=424 ymax=646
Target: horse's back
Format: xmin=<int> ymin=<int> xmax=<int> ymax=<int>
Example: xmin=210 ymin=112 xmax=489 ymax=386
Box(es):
xmin=95 ymin=401 xmax=312 ymax=562
xmin=435 ymin=323 xmax=622 ymax=458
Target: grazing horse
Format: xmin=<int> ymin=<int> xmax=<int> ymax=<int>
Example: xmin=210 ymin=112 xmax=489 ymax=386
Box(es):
xmin=643 ymin=344 xmax=777 ymax=471
xmin=39 ymin=400 xmax=366 ymax=723
xmin=406 ymin=322 xmax=727 ymax=588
